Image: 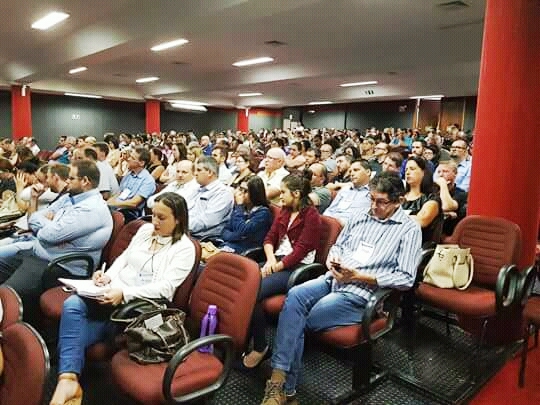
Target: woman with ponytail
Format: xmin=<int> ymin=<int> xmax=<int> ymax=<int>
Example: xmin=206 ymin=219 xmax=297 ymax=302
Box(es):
xmin=241 ymin=173 xmax=322 ymax=369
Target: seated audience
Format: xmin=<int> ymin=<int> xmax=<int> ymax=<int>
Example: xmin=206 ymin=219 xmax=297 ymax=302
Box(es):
xmin=187 ymin=145 xmax=202 ymax=162
xmin=323 ymin=159 xmax=371 ymax=226
xmin=284 ymin=142 xmax=306 ymax=172
xmin=258 ymin=148 xmax=289 ymax=205
xmin=227 ymin=150 xmax=253 ymax=188
xmin=402 ymin=156 xmax=443 ymax=243
xmin=434 ymin=161 xmax=468 ymax=236
xmin=159 ymin=143 xmax=187 ymax=184
xmin=219 ymin=176 xmax=272 ymax=253
xmin=147 ymin=147 xmax=166 ymax=182
xmin=242 ymin=173 xmax=321 ymax=369
xmin=307 ymin=163 xmax=332 ymax=214
xmin=320 ymin=143 xmax=337 ymax=174
xmin=190 ymin=156 xmax=234 ymax=240
xmin=449 ymin=139 xmax=472 ymax=192
xmin=108 ymin=147 xmax=156 ymax=222
xmin=48 ymin=193 xmax=195 ymax=405
xmin=381 ymin=152 xmax=404 ymax=174
xmin=258 ymin=172 xmax=421 ymax=405
xmin=211 ymin=145 xmax=233 ymax=183
xmin=147 ymin=160 xmax=198 ymax=209
xmin=92 ymin=142 xmax=120 ymax=200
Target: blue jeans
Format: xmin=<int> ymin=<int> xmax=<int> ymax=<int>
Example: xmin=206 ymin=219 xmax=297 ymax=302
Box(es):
xmin=57 ymin=295 xmax=116 ymax=375
xmin=0 ymin=235 xmax=35 ymax=283
xmin=270 ymin=276 xmax=367 ymax=394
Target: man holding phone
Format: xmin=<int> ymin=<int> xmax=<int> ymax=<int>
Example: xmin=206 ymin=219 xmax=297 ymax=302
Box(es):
xmin=259 ymin=172 xmax=422 ymax=405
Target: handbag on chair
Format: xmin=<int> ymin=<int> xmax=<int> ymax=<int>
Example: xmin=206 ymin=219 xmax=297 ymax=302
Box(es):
xmin=423 ymin=244 xmax=474 ymax=290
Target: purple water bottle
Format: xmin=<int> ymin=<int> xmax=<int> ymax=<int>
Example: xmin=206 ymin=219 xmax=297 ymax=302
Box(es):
xmin=198 ymin=305 xmax=218 ymax=353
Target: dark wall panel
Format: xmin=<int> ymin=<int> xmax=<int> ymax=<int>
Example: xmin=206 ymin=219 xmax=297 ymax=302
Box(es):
xmin=463 ymin=96 xmax=477 ymax=132
xmin=302 ymin=110 xmax=346 ymax=129
xmin=249 ymin=113 xmax=281 ymax=131
xmin=161 ymin=108 xmax=236 ymax=135
xmin=0 ymin=91 xmax=11 ymax=138
xmin=440 ymin=98 xmax=465 ymax=132
xmin=346 ymin=100 xmax=415 ymax=130
xmin=32 ymin=94 xmax=145 ymax=150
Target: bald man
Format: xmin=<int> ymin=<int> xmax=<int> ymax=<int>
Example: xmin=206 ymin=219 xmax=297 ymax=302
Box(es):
xmin=258 ymin=147 xmax=289 ymax=204
xmin=146 ymin=160 xmax=199 ymax=209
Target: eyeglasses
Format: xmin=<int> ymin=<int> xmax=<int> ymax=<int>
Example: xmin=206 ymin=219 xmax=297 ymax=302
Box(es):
xmin=450 ymin=146 xmax=467 ymax=150
xmin=369 ymin=195 xmax=394 ymax=207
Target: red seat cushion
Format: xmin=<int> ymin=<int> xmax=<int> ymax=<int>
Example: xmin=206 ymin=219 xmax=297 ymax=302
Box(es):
xmin=262 ymin=295 xmax=285 ymax=316
xmin=111 ymin=349 xmax=224 ymax=405
xmin=524 ymin=296 xmax=540 ymax=326
xmin=40 ymin=286 xmax=72 ymax=318
xmin=417 ymin=283 xmax=496 ymax=317
xmin=315 ymin=318 xmax=388 ymax=349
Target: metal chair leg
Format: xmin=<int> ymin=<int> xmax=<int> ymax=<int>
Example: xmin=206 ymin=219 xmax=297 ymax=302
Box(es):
xmin=519 ymin=325 xmax=530 ymax=387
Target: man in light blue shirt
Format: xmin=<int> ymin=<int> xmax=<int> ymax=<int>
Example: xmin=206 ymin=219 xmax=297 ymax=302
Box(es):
xmin=0 ymin=160 xmax=113 ymax=320
xmin=323 ymin=159 xmax=372 ymax=226
xmin=259 ymin=172 xmax=421 ymax=405
xmin=450 ymin=140 xmax=472 ymax=192
xmin=190 ymin=156 xmax=233 ymax=240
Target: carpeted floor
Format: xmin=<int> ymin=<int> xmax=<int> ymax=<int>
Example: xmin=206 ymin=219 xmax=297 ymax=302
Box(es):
xmin=470 ymin=336 xmax=540 ymax=405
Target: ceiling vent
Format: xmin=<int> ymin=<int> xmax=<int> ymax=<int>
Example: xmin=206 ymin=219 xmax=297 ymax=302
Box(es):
xmin=364 ymin=90 xmax=374 ymax=95
xmin=172 ymin=61 xmax=189 ymax=66
xmin=264 ymin=40 xmax=287 ymax=47
xmin=436 ymin=1 xmax=470 ymax=10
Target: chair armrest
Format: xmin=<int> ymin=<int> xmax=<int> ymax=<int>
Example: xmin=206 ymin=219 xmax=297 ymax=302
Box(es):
xmin=495 ymin=264 xmax=520 ymax=313
xmin=515 ymin=265 xmax=537 ymax=307
xmin=241 ymin=247 xmax=265 ymax=263
xmin=361 ymin=288 xmax=399 ymax=342
xmin=286 ymin=263 xmax=326 ymax=290
xmin=109 ymin=298 xmax=170 ymax=323
xmin=162 ymin=334 xmax=234 ymax=404
xmin=46 ymin=253 xmax=95 ymax=278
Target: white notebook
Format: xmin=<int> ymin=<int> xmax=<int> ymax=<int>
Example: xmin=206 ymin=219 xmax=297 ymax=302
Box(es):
xmin=58 ymin=278 xmax=110 ymax=299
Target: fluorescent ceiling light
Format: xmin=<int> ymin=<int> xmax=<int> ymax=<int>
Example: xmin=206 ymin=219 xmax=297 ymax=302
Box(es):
xmin=64 ymin=92 xmax=102 ymax=99
xmin=32 ymin=12 xmax=70 ymax=30
xmin=340 ymin=81 xmax=378 ymax=87
xmin=69 ymin=66 xmax=87 ymax=74
xmin=169 ymin=100 xmax=208 ymax=106
xmin=410 ymin=95 xmax=444 ymax=100
xmin=308 ymin=101 xmax=333 ymax=105
xmin=233 ymin=57 xmax=274 ymax=67
xmin=151 ymin=38 xmax=189 ymax=51
xmin=238 ymin=92 xmax=263 ymax=97
xmin=136 ymin=76 xmax=159 ymax=83
xmin=170 ymin=103 xmax=207 ymax=112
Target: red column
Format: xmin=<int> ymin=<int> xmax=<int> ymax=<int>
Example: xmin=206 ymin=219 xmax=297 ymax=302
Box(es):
xmin=11 ymin=85 xmax=32 ymax=140
xmin=145 ymin=100 xmax=160 ymax=134
xmin=237 ymin=108 xmax=249 ymax=132
xmin=468 ymin=0 xmax=540 ymax=268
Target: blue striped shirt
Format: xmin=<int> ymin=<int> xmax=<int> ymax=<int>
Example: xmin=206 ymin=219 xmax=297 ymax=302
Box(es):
xmin=327 ymin=206 xmax=422 ymax=301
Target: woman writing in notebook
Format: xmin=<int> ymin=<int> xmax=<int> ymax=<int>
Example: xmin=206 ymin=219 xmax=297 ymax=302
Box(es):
xmin=49 ymin=192 xmax=195 ymax=405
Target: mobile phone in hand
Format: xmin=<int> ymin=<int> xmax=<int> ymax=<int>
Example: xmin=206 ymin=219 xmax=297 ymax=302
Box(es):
xmin=330 ymin=261 xmax=342 ymax=272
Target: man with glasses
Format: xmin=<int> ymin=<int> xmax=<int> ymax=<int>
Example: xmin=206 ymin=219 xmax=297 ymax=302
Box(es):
xmin=258 ymin=148 xmax=289 ymax=204
xmin=107 ymin=147 xmax=156 ymax=222
xmin=0 ymin=160 xmax=113 ymax=323
xmin=320 ymin=143 xmax=337 ymax=174
xmin=449 ymin=140 xmax=471 ymax=192
xmin=259 ymin=172 xmax=421 ymax=405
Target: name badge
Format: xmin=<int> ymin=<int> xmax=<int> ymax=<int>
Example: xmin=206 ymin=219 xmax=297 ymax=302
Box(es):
xmin=352 ymin=241 xmax=375 ymax=265
xmin=118 ymin=188 xmax=131 ymax=200
xmin=144 ymin=313 xmax=164 ymax=330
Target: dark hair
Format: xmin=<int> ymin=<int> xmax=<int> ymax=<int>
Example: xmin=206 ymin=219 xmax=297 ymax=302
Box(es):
xmin=82 ymin=147 xmax=98 ymax=161
xmin=245 ymin=176 xmax=269 ymax=208
xmin=300 ymin=140 xmax=311 ymax=152
xmin=151 ymin=147 xmax=167 ymax=167
xmin=0 ymin=159 xmax=13 ymax=173
xmin=153 ymin=192 xmax=189 ymax=243
xmin=345 ymin=145 xmax=360 ymax=159
xmin=173 ymin=143 xmax=188 ymax=161
xmin=104 ymin=134 xmax=119 ymax=149
xmin=352 ymin=159 xmax=372 ymax=171
xmin=281 ymin=173 xmax=312 ymax=210
xmin=385 ymin=152 xmax=404 ymax=169
xmin=306 ymin=147 xmax=321 ymax=160
xmin=135 ymin=147 xmax=151 ymax=167
xmin=405 ymin=156 xmax=435 ymax=195
xmin=369 ymin=172 xmax=405 ymax=202
xmin=94 ymin=142 xmax=110 ymax=156
xmin=291 ymin=141 xmax=302 ymax=152
xmin=17 ymin=161 xmax=39 ymax=174
xmin=72 ymin=160 xmax=100 ymax=188
xmin=49 ymin=163 xmax=70 ymax=180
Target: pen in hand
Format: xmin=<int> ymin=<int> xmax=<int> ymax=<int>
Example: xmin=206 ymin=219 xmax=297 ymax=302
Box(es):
xmin=93 ymin=262 xmax=111 ymax=286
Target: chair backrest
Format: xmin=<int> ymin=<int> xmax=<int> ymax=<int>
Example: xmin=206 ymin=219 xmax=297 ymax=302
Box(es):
xmin=0 ymin=322 xmax=49 ymax=405
xmin=315 ymin=216 xmax=343 ymax=264
xmin=189 ymin=253 xmax=260 ymax=351
xmin=448 ymin=215 xmax=522 ymax=287
xmin=100 ymin=210 xmax=125 ymax=266
xmin=106 ymin=218 xmax=148 ymax=266
xmin=0 ymin=286 xmax=22 ymax=330
xmin=172 ymin=237 xmax=202 ymax=310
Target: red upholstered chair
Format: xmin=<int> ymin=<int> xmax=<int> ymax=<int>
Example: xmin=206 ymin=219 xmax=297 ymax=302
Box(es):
xmin=0 ymin=286 xmax=23 ymax=329
xmin=110 ymin=252 xmax=261 ymax=405
xmin=262 ymin=215 xmax=343 ymax=316
xmin=415 ymin=215 xmax=529 ymax=346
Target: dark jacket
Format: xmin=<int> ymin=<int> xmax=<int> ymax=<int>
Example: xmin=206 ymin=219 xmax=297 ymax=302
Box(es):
xmin=222 ymin=205 xmax=272 ymax=253
xmin=264 ymin=205 xmax=321 ymax=269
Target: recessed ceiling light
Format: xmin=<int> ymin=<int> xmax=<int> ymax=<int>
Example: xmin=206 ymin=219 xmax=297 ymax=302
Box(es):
xmin=32 ymin=12 xmax=70 ymax=30
xmin=233 ymin=57 xmax=274 ymax=67
xmin=64 ymin=93 xmax=102 ymax=99
xmin=136 ymin=76 xmax=159 ymax=83
xmin=170 ymin=103 xmax=207 ymax=112
xmin=69 ymin=66 xmax=87 ymax=74
xmin=151 ymin=38 xmax=189 ymax=51
xmin=238 ymin=92 xmax=263 ymax=97
xmin=169 ymin=100 xmax=208 ymax=106
xmin=307 ymin=110 xmax=316 ymax=114
xmin=410 ymin=95 xmax=444 ymax=100
xmin=340 ymin=81 xmax=378 ymax=87
xmin=308 ymin=101 xmax=333 ymax=105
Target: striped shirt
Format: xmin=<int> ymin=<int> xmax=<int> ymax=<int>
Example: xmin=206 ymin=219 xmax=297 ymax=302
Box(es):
xmin=327 ymin=206 xmax=422 ymax=301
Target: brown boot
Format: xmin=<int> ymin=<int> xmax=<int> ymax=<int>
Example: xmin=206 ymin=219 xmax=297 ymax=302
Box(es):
xmin=260 ymin=380 xmax=286 ymax=405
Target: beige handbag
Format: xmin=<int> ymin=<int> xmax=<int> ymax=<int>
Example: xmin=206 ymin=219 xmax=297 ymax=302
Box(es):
xmin=423 ymin=244 xmax=474 ymax=290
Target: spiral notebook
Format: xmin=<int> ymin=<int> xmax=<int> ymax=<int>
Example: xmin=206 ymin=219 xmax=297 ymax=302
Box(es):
xmin=58 ymin=278 xmax=110 ymax=299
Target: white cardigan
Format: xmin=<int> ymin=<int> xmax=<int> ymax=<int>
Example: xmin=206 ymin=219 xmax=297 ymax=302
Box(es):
xmin=106 ymin=223 xmax=195 ymax=302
